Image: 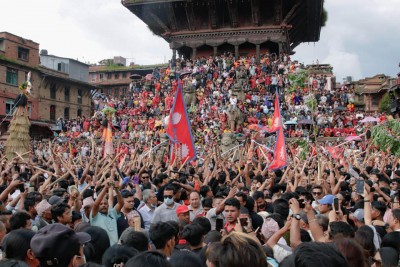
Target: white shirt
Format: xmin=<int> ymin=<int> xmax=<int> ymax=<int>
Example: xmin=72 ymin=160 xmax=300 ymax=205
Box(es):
xmin=138 ymin=204 xmax=155 ymax=230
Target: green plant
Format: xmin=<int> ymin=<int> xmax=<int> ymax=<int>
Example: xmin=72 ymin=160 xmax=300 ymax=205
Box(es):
xmin=371 ymin=120 xmax=400 ymax=157
xmin=291 ymin=139 xmax=310 ymax=160
xmin=321 ymin=8 xmax=328 ymax=27
xmin=305 ymin=95 xmax=318 ymax=112
xmin=378 ymin=93 xmax=391 ymax=113
xmin=288 ymin=69 xmax=309 ymax=93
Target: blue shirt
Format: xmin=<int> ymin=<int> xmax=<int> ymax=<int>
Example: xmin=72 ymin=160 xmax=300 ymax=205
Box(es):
xmin=90 ymin=207 xmax=120 ymax=245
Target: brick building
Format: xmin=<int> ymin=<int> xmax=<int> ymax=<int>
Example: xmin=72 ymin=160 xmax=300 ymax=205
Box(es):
xmin=89 ymin=57 xmax=166 ymax=98
xmin=0 ymin=32 xmax=93 ymax=138
xmin=352 ymin=74 xmax=395 ymax=112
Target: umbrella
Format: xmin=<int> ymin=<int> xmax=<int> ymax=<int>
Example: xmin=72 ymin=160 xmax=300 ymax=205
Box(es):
xmin=334 ymin=106 xmax=347 ymax=111
xmin=360 ymin=116 xmax=379 ymax=123
xmin=145 ymin=74 xmax=154 ymax=81
xmin=130 ymin=74 xmax=142 ymax=80
xmin=284 ymin=120 xmax=297 ymax=125
xmin=345 ymin=135 xmax=362 ymax=141
xmin=298 ymin=119 xmax=313 ymax=125
xmin=180 ymin=71 xmax=192 ymax=78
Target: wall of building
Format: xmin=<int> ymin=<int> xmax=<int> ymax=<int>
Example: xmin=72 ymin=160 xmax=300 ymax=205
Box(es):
xmin=38 ymin=76 xmax=91 ymax=121
xmin=0 ymin=32 xmax=40 ymax=67
xmin=41 ymin=55 xmax=89 ymax=83
xmin=0 ymin=62 xmax=40 ymax=120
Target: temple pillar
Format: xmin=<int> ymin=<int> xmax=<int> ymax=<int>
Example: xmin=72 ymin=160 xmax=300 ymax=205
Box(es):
xmin=256 ymin=44 xmax=260 ymax=63
xmin=172 ymin=49 xmax=177 ymax=67
xmin=192 ymin=47 xmax=197 ymax=60
xmin=278 ymin=42 xmax=283 ymax=54
xmin=234 ymin=45 xmax=239 ymax=59
xmin=213 ymin=46 xmax=218 ymax=57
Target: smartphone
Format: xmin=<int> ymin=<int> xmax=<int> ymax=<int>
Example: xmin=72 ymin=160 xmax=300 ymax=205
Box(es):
xmin=355 ymin=179 xmax=364 ymax=194
xmin=28 ymin=187 xmax=35 ymax=193
xmin=239 ymin=218 xmax=248 ymax=227
xmin=216 ymin=218 xmax=224 ymax=232
xmin=298 ymin=199 xmax=305 ymax=209
xmin=333 ymin=198 xmax=339 ymax=213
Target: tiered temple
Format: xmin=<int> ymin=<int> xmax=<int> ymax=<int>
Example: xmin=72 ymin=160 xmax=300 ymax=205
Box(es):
xmin=122 ymin=0 xmax=325 ymax=61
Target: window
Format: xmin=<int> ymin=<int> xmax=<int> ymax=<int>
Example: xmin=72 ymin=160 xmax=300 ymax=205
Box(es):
xmin=114 ymin=73 xmax=119 ymax=79
xmin=107 ymin=73 xmax=112 ymax=80
xmin=64 ymin=87 xmax=70 ymax=102
xmin=0 ymin=39 xmax=4 ymax=51
xmin=114 ymin=88 xmax=119 ymax=98
xmin=57 ymin=62 xmax=67 ymax=73
xmin=64 ymin=107 xmax=70 ymax=120
xmin=77 ymin=109 xmax=82 ymax=117
xmin=18 ymin=47 xmax=29 ymax=61
xmin=107 ymin=88 xmax=112 ymax=96
xmin=91 ymin=74 xmax=96 ymax=82
xmin=77 ymin=89 xmax=82 ymax=104
xmin=372 ymin=97 xmax=379 ymax=107
xmin=50 ymin=105 xmax=56 ymax=121
xmin=5 ymin=99 xmax=14 ymax=115
xmin=99 ymin=73 xmax=104 ymax=81
xmin=122 ymin=87 xmax=127 ymax=96
xmin=50 ymin=83 xmax=57 ymax=99
xmin=122 ymin=72 xmax=127 ymax=78
xmin=6 ymin=68 xmax=18 ymax=86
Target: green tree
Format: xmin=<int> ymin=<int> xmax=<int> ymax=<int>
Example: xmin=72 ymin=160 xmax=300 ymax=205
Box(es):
xmin=378 ymin=93 xmax=391 ymax=113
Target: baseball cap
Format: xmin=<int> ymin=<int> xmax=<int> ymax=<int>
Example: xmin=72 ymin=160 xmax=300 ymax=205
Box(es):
xmin=176 ymin=205 xmax=190 ymax=215
xmin=31 ymin=223 xmax=90 ymax=266
xmin=317 ymin=194 xmax=334 ymax=205
xmin=350 ymin=209 xmax=364 ymax=222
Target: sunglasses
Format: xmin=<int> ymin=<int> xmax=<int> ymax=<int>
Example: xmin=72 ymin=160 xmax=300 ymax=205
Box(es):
xmin=313 ymin=192 xmax=322 ymax=195
xmin=164 ymin=195 xmax=173 ymax=199
xmin=142 ymin=176 xmax=149 ymax=179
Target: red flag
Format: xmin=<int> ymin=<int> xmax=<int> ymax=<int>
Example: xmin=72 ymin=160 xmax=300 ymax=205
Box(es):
xmin=268 ymin=93 xmax=283 ymax=133
xmin=166 ymin=81 xmax=196 ymax=163
xmin=268 ymin=129 xmax=288 ymax=170
xmin=326 ymin=146 xmax=344 ymax=160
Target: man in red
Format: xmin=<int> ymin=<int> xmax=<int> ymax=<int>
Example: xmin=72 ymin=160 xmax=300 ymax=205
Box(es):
xmin=165 ymin=94 xmax=174 ymax=112
xmin=223 ymin=198 xmax=241 ymax=234
xmin=176 ymin=205 xmax=190 ymax=225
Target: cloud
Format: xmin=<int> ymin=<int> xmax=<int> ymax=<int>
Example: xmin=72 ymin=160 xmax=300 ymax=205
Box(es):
xmin=295 ymin=0 xmax=400 ymax=80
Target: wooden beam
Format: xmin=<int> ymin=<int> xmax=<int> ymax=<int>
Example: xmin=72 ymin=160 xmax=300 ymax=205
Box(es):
xmin=208 ymin=0 xmax=218 ymax=29
xmin=282 ymin=2 xmax=301 ymax=25
xmin=184 ymin=1 xmax=195 ymax=31
xmin=250 ymin=0 xmax=260 ymax=26
xmin=148 ymin=11 xmax=171 ymax=33
xmin=228 ymin=0 xmax=239 ymax=28
xmin=168 ymin=3 xmax=178 ymax=31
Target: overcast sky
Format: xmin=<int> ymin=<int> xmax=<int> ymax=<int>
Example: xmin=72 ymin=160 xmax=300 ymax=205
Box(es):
xmin=1 ymin=0 xmax=399 ymax=81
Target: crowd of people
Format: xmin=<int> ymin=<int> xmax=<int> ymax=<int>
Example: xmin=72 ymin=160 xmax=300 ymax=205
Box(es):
xmin=0 ymin=51 xmax=399 ymax=267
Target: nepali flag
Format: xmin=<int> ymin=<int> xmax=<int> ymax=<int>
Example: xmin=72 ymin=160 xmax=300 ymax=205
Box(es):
xmin=166 ymin=81 xmax=196 ymax=163
xmin=269 ymin=92 xmax=283 ymax=133
xmin=248 ymin=93 xmax=283 ymax=133
xmin=268 ymin=129 xmax=288 ymax=170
